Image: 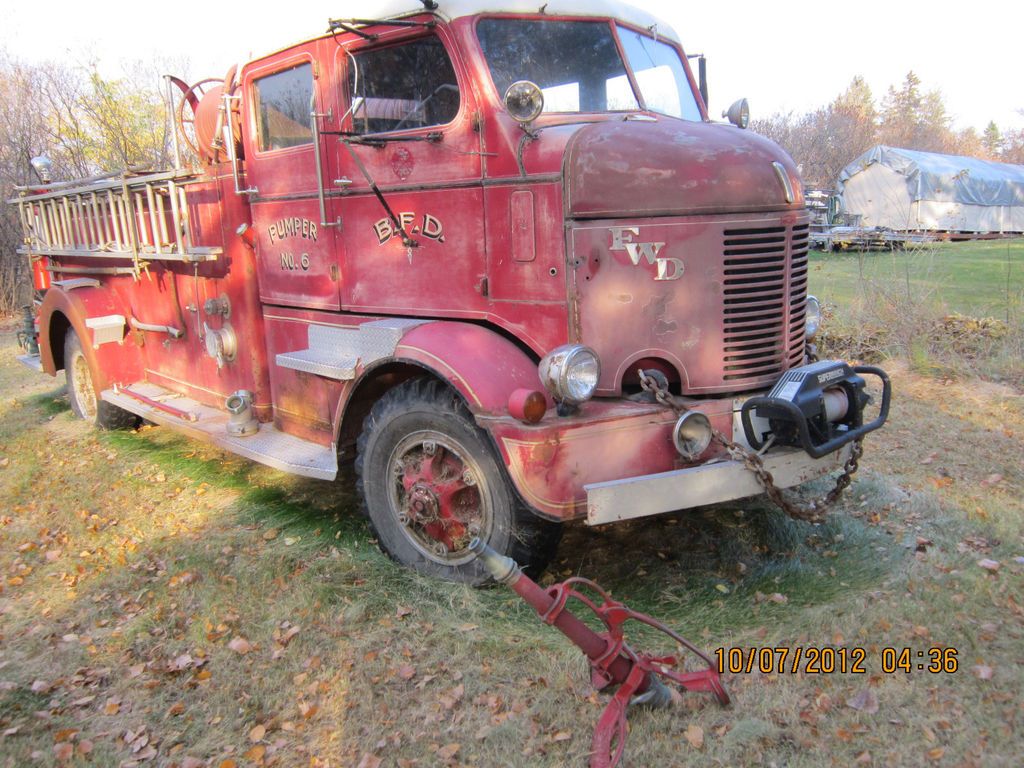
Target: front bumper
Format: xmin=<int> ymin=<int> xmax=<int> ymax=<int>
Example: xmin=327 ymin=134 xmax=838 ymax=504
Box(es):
xmin=584 ymin=443 xmax=852 ymax=526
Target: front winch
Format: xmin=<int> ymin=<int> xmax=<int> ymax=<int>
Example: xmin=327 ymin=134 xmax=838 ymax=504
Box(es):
xmin=741 ymin=361 xmax=890 ymax=459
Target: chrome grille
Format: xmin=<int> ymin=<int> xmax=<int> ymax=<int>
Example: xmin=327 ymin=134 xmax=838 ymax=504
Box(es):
xmin=788 ymin=223 xmax=810 ymax=366
xmin=722 ymin=223 xmax=808 ymax=383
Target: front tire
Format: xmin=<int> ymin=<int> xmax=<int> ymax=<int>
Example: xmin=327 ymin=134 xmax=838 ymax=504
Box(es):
xmin=355 ymin=377 xmax=560 ymax=584
xmin=64 ymin=331 xmax=138 ymax=430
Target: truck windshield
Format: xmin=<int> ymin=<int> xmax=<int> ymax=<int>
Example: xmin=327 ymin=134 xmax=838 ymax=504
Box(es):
xmin=477 ymin=19 xmax=701 ymax=120
xmin=477 ymin=19 xmax=639 ymax=113
xmin=616 ymin=26 xmax=702 ymax=121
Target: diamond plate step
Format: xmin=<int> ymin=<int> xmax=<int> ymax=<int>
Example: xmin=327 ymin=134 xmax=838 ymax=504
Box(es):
xmin=275 ymin=318 xmax=428 ymax=380
xmin=276 ymin=349 xmax=358 ymax=379
xmin=101 ymin=382 xmax=337 ymax=481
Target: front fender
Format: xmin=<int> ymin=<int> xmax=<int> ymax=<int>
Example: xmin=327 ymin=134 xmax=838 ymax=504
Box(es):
xmin=393 ymin=321 xmax=545 ymax=415
xmin=38 ymin=286 xmax=142 ymax=388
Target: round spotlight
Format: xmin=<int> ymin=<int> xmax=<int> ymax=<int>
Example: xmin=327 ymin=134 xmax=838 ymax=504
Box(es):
xmin=673 ymin=411 xmax=712 ymax=460
xmin=504 ymin=81 xmax=545 ymax=124
xmin=538 ymin=344 xmax=601 ymax=405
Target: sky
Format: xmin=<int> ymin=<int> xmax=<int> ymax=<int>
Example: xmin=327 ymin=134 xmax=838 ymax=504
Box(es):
xmin=2 ymin=0 xmax=1022 ymax=133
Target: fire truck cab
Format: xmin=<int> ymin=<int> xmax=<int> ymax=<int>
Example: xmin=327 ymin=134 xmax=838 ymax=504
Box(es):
xmin=11 ymin=0 xmax=888 ymax=583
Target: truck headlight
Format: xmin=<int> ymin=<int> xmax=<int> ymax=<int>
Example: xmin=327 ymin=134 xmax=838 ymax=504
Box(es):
xmin=806 ymin=295 xmax=822 ymax=340
xmin=538 ymin=344 xmax=601 ymax=405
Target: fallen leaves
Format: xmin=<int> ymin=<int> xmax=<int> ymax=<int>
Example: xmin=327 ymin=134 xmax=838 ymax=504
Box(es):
xmin=53 ymin=742 xmax=74 ymax=761
xmin=168 ymin=570 xmax=198 ymax=588
xmin=249 ymin=724 xmax=266 ymax=742
xmin=979 ymin=473 xmax=1003 ymax=487
xmin=846 ymin=688 xmax=880 ymax=714
xmin=243 ymin=744 xmax=266 ymax=762
xmin=438 ymin=683 xmax=465 ymax=711
xmin=397 ymin=664 xmax=416 ymax=681
xmin=227 ymin=637 xmax=252 ymax=655
xmin=436 ymin=743 xmax=460 ymax=760
xmin=977 ymin=559 xmax=1001 ymax=573
xmin=972 ymin=664 xmax=994 ymax=680
xmin=356 ymin=754 xmax=382 ymax=768
xmin=276 ymin=624 xmax=301 ymax=647
xmin=684 ymin=724 xmax=704 ymax=750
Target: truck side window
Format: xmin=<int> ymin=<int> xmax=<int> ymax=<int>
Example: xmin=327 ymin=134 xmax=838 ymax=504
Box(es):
xmin=349 ymin=37 xmax=460 ymax=134
xmin=254 ymin=63 xmax=314 ymax=152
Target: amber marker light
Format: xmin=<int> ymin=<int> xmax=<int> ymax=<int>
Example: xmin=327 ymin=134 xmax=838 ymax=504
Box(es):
xmin=508 ymin=388 xmax=547 ymax=424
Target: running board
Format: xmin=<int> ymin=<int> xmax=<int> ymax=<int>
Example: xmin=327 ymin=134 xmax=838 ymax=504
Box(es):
xmin=276 ymin=318 xmax=428 ymax=380
xmin=101 ymin=382 xmax=337 ymax=481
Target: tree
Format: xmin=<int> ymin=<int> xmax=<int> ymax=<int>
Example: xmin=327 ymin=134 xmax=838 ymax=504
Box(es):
xmin=0 ymin=55 xmax=54 ymax=310
xmin=981 ymin=121 xmax=1003 ymax=159
xmin=0 ymin=53 xmax=176 ymax=314
xmin=1002 ymin=129 xmax=1024 ymax=165
xmin=752 ymin=77 xmax=879 ymax=188
xmin=878 ymin=71 xmax=955 ymax=153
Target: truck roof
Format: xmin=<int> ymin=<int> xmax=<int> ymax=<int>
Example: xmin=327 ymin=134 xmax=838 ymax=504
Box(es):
xmin=351 ymin=0 xmax=680 ymax=41
xmin=247 ymin=0 xmax=681 ymax=67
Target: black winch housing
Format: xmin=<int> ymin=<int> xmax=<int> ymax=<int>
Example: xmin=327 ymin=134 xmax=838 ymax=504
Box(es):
xmin=740 ymin=361 xmax=891 ymax=459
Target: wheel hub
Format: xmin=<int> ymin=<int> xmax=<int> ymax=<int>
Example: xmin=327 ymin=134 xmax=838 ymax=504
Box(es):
xmin=388 ymin=432 xmax=490 ymax=564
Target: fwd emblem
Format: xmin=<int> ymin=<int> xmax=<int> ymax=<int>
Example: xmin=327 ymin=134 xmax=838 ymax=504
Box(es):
xmin=608 ymin=227 xmax=684 ymax=281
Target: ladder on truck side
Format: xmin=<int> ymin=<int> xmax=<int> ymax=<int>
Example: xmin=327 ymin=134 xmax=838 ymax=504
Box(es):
xmin=11 ymin=167 xmax=341 ymax=481
xmin=11 ymin=168 xmax=221 ymax=279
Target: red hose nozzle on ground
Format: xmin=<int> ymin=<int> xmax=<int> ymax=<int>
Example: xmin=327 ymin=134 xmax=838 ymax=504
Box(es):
xmin=469 ymin=538 xmax=729 ymax=768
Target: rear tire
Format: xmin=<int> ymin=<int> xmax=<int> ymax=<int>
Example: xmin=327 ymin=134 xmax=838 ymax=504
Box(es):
xmin=355 ymin=377 xmax=561 ymax=585
xmin=64 ymin=331 xmax=138 ymax=430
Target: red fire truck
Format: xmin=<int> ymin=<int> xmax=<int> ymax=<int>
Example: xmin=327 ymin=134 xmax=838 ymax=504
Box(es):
xmin=11 ymin=0 xmax=889 ymax=584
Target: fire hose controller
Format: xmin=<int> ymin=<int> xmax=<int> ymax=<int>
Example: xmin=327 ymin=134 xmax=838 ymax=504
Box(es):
xmin=741 ymin=361 xmax=891 ymax=459
xmin=471 ymin=538 xmax=728 ymax=768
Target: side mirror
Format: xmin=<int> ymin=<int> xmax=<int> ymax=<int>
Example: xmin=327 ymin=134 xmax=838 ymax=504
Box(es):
xmin=504 ymin=81 xmax=544 ymax=125
xmin=723 ymin=98 xmax=749 ymax=129
xmin=30 ymin=156 xmax=53 ymax=184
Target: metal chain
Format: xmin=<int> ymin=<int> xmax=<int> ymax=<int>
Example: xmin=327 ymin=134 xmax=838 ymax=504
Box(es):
xmin=639 ymin=370 xmax=862 ymax=523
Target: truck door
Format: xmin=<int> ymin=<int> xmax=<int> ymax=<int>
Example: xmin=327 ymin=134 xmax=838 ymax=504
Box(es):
xmin=243 ymin=46 xmax=341 ymax=310
xmin=325 ymin=23 xmax=485 ymax=315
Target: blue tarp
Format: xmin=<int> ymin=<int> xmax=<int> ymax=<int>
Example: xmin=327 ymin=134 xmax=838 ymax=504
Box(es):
xmin=838 ymin=145 xmax=1024 ymax=206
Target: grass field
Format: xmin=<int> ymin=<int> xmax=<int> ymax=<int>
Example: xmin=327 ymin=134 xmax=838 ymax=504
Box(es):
xmin=0 ymin=317 xmax=1022 ymax=766
xmin=809 ymin=239 xmax=1024 ymax=320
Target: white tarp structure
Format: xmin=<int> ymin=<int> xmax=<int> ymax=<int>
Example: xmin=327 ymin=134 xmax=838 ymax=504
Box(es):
xmin=837 ymin=145 xmax=1024 ymax=233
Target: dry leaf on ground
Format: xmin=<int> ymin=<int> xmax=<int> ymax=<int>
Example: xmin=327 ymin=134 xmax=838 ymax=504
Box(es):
xmin=684 ymin=724 xmax=704 ymax=750
xmin=356 ymin=754 xmax=382 ymax=768
xmin=972 ymin=664 xmax=994 ymax=680
xmin=847 ymin=688 xmax=879 ymax=714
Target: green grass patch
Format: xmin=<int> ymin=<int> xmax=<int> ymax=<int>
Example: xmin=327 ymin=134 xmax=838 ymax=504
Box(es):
xmin=810 ymin=238 xmax=1024 ymax=319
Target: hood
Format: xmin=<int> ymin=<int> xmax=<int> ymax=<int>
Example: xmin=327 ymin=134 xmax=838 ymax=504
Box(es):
xmin=564 ymin=119 xmax=804 ymax=219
